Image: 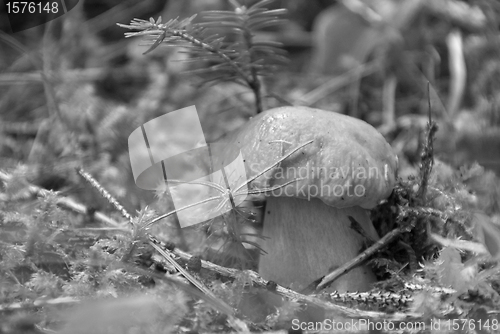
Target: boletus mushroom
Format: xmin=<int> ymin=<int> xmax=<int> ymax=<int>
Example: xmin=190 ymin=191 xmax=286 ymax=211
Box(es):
xmin=215 ymin=106 xmax=398 ymax=292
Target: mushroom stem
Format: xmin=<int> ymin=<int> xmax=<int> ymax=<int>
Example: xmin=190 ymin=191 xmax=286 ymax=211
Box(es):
xmin=259 ymin=197 xmax=379 ymax=292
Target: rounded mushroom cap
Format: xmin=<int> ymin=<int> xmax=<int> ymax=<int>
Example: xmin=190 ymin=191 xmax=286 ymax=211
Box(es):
xmin=214 ymin=106 xmax=398 ymax=209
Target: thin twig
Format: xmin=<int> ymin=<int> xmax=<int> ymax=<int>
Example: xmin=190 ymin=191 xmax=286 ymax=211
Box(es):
xmin=145 ymin=193 xmax=222 ymax=228
xmin=316 ymin=225 xmax=412 ymax=291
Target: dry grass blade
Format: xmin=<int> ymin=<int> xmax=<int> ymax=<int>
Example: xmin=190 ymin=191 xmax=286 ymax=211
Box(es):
xmin=167 ymin=178 xmax=227 ymax=194
xmin=145 ymin=194 xmax=222 ymax=229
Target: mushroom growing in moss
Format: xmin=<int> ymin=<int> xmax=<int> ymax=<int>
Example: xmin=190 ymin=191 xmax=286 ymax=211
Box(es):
xmin=215 ymin=106 xmax=398 ymax=292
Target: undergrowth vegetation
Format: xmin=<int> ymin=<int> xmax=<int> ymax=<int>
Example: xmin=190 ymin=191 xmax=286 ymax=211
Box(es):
xmin=1 ymin=0 xmax=500 ymax=333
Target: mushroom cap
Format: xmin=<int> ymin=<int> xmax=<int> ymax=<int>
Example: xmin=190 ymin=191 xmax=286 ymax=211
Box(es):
xmin=214 ymin=106 xmax=398 ymax=209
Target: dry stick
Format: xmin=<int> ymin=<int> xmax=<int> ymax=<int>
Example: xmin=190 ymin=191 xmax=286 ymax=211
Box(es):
xmin=316 ymin=224 xmax=412 ymax=291
xmin=349 ymin=216 xmax=419 ymax=276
